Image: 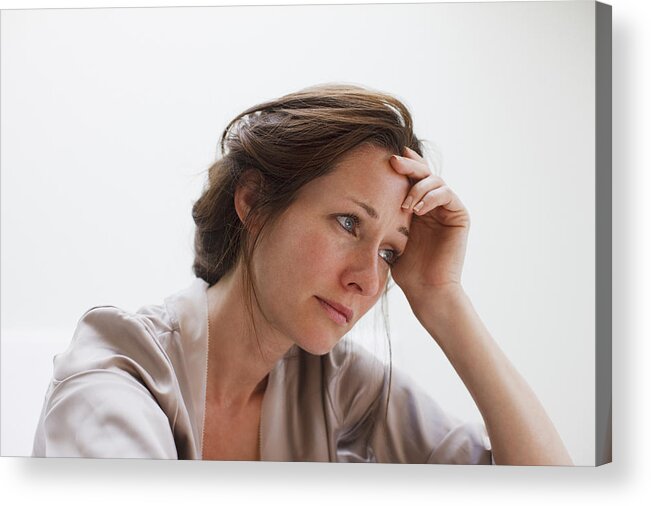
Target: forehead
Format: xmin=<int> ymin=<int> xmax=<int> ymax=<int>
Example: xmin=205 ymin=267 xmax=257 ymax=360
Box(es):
xmin=305 ymin=144 xmax=411 ymax=204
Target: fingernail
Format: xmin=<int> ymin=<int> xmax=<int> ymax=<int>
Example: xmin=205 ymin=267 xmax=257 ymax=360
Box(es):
xmin=401 ymin=196 xmax=413 ymax=209
xmin=413 ymin=201 xmax=424 ymax=213
xmin=392 ymin=154 xmax=402 ymax=162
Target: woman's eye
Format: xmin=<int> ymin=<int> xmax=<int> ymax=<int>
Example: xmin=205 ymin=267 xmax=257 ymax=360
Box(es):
xmin=336 ymin=215 xmax=359 ymax=234
xmin=379 ymin=249 xmax=399 ymax=266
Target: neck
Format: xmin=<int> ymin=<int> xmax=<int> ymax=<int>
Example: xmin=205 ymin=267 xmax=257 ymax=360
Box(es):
xmin=205 ymin=264 xmax=293 ymax=411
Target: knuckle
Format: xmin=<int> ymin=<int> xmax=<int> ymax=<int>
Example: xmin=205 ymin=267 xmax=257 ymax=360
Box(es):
xmin=421 ymin=191 xmax=437 ymax=204
xmin=413 ymin=177 xmax=436 ymax=193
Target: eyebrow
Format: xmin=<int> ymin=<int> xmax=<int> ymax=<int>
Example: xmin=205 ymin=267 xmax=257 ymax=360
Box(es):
xmin=349 ymin=198 xmax=410 ymax=239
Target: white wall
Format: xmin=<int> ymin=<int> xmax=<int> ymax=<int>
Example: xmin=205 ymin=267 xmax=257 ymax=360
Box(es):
xmin=1 ymin=2 xmax=597 ymax=464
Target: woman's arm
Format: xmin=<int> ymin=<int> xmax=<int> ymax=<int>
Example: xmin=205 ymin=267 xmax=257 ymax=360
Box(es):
xmin=389 ymin=147 xmax=572 ymax=465
xmin=409 ymin=285 xmax=573 ymax=465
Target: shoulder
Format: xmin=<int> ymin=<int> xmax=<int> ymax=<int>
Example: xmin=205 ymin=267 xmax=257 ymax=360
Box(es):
xmin=52 ymin=304 xmax=176 ymax=383
xmin=33 ymin=281 xmax=212 ymax=459
xmin=51 ymin=303 xmax=182 ymax=419
xmin=33 ymin=303 xmax=183 ymax=458
xmin=319 ymin=339 xmax=492 ymax=464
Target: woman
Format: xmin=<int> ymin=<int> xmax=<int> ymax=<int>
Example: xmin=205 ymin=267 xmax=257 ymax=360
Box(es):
xmin=33 ymin=84 xmax=572 ymax=464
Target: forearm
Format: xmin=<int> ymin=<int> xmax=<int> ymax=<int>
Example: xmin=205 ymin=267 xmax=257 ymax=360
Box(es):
xmin=409 ymin=286 xmax=573 ymax=466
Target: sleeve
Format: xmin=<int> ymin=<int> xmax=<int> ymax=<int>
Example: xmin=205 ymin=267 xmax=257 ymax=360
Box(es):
xmin=32 ymin=306 xmax=179 ymax=459
xmin=33 ymin=370 xmax=178 ymax=459
xmin=370 ymin=366 xmax=492 ymax=465
xmin=326 ymin=342 xmax=492 ymax=465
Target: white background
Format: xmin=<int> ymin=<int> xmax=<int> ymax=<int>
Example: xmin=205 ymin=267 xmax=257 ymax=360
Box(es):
xmin=1 ymin=0 xmax=596 ymax=461
xmin=0 ymin=0 xmax=603 ymax=466
xmin=1 ymin=0 xmax=648 ymax=504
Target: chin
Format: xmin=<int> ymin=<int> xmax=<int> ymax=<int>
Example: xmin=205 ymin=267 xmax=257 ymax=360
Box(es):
xmin=295 ymin=332 xmax=344 ymax=356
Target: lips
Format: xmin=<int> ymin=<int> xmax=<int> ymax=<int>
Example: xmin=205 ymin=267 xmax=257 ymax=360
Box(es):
xmin=316 ymin=297 xmax=354 ymax=324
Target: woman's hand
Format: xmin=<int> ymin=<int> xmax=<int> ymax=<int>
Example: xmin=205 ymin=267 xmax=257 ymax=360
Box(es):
xmin=389 ymin=146 xmax=470 ymax=305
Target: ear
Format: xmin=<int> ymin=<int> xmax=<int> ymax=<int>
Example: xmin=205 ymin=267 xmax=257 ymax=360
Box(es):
xmin=234 ymin=170 xmax=263 ymax=226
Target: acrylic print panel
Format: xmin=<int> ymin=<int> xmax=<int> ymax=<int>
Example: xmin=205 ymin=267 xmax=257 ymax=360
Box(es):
xmin=0 ymin=1 xmax=611 ymax=465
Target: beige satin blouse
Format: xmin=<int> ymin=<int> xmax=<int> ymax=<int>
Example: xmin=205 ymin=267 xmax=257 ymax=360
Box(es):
xmin=32 ymin=279 xmax=492 ymax=463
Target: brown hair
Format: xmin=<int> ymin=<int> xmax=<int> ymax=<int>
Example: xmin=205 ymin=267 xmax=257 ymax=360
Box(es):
xmin=192 ymin=83 xmax=423 ymax=287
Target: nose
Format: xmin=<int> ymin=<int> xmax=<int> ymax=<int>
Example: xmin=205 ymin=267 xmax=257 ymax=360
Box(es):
xmin=341 ymin=248 xmax=383 ymax=298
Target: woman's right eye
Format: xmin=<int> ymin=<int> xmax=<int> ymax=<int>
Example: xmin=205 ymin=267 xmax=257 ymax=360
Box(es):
xmin=336 ymin=214 xmax=359 ymax=235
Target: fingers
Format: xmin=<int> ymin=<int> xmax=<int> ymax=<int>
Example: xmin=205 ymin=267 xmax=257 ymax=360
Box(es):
xmin=390 ymin=146 xmax=466 ymax=216
xmin=389 ymin=153 xmax=430 ymax=180
xmin=401 ymin=177 xmax=464 ymax=216
xmin=403 ymin=146 xmax=425 ymax=161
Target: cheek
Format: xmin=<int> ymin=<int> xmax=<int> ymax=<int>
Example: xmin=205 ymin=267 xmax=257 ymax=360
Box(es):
xmin=289 ymin=229 xmax=344 ymax=281
xmin=260 ymin=221 xmax=343 ymax=287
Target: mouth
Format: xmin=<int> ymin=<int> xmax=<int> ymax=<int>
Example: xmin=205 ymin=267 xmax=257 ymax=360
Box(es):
xmin=315 ymin=297 xmax=353 ymax=326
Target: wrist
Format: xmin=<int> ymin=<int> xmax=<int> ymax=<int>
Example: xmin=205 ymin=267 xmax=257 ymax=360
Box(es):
xmin=405 ymin=283 xmax=468 ymax=323
xmin=406 ymin=284 xmax=489 ymax=357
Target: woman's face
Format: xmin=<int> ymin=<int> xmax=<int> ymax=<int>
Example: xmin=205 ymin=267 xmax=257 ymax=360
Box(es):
xmin=250 ymin=144 xmax=412 ymax=355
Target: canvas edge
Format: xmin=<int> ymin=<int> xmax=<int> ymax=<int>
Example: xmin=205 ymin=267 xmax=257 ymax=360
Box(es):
xmin=595 ymin=0 xmax=612 ymax=467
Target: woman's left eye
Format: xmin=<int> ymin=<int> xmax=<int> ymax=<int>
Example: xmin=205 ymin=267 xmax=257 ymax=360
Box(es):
xmin=379 ymin=249 xmax=399 ymax=266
